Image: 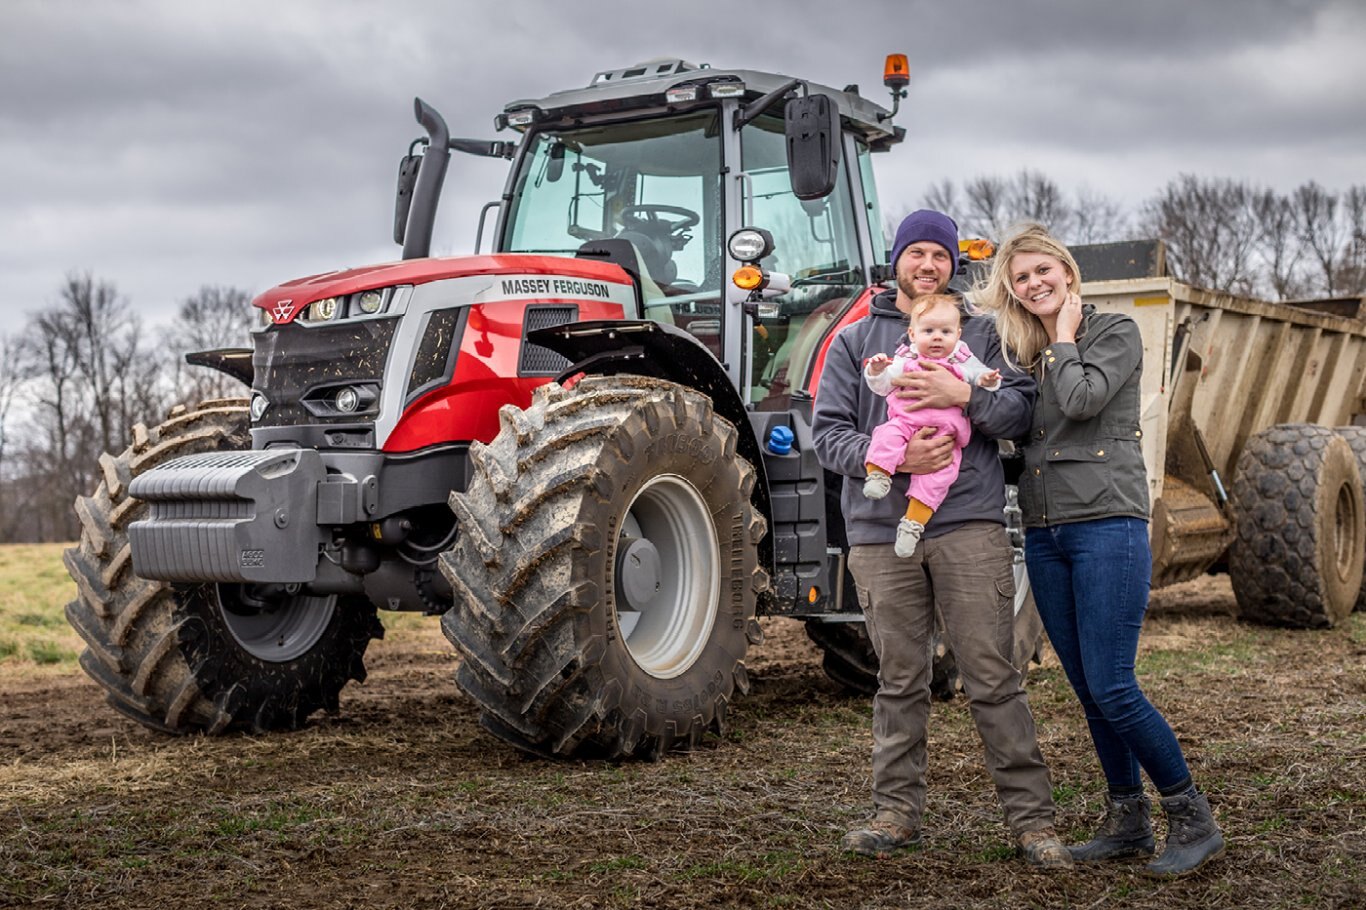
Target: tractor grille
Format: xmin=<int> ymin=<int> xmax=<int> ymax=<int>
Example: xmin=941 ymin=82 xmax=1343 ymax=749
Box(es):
xmin=252 ymin=318 xmax=398 ymax=428
xmin=520 ymin=305 xmax=577 ymax=375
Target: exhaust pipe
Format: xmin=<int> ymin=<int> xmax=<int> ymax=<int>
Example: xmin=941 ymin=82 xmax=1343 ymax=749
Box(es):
xmin=401 ymin=97 xmax=452 ymax=260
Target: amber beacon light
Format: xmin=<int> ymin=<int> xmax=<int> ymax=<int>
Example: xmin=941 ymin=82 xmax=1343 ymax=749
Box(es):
xmin=883 ymin=54 xmax=910 ymax=90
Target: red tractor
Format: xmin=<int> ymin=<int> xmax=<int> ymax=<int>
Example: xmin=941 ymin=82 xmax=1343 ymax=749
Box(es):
xmin=65 ymin=57 xmax=1038 ymax=757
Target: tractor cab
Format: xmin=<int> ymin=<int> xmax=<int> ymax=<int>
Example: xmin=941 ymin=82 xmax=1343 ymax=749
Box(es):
xmin=406 ymin=59 xmax=904 ymax=410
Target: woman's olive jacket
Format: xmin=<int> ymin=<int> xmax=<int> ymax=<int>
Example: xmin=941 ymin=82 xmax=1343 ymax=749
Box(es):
xmin=1018 ymin=307 xmax=1150 ymax=527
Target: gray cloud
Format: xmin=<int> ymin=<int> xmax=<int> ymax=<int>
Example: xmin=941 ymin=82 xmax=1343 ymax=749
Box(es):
xmin=1 ymin=0 xmax=1363 ymax=334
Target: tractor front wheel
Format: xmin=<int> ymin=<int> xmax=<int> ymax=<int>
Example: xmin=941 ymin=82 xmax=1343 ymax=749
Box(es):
xmin=63 ymin=400 xmax=383 ymax=734
xmin=440 ymin=376 xmax=768 ymax=758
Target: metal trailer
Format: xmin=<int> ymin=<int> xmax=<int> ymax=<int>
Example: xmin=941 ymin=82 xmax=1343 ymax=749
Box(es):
xmin=1078 ymin=270 xmax=1366 ymax=627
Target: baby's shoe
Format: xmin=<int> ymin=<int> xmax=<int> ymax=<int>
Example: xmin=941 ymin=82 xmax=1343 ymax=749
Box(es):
xmin=863 ymin=472 xmax=892 ymax=500
xmin=894 ymin=519 xmax=925 ymax=557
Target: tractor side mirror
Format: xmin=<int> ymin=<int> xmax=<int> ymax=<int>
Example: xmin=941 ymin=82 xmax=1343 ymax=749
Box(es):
xmin=393 ymin=153 xmax=421 ymax=245
xmin=784 ymin=94 xmax=840 ymax=201
xmin=546 ymin=142 xmax=566 ymax=183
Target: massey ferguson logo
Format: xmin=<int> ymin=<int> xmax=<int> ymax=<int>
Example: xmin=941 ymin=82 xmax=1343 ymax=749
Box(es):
xmin=270 ymin=299 xmax=297 ymax=323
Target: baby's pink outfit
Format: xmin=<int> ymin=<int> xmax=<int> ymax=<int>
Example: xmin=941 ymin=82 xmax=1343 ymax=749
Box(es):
xmin=864 ymin=340 xmax=993 ymax=511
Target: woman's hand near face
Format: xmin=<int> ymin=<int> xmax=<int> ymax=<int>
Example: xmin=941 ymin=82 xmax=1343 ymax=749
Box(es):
xmin=1053 ymin=292 xmax=1083 ymax=344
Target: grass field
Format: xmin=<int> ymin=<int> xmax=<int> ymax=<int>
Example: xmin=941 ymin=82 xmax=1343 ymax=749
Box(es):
xmin=3 ymin=545 xmax=1364 ymax=909
xmin=0 ymin=543 xmax=81 ymax=671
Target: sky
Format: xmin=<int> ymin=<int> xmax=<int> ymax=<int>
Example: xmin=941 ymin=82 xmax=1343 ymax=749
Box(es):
xmin=3 ymin=0 xmax=1365 ymax=338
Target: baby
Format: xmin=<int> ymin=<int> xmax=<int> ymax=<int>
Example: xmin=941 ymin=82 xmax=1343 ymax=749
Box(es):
xmin=864 ymin=293 xmax=1000 ymax=557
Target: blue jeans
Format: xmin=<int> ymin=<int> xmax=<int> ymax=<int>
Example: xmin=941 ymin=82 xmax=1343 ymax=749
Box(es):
xmin=1025 ymin=517 xmax=1192 ymax=794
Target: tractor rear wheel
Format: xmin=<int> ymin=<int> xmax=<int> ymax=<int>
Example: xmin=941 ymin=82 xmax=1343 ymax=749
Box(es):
xmin=1230 ymin=424 xmax=1364 ymax=628
xmin=1333 ymin=426 xmax=1366 ymax=612
xmin=63 ymin=400 xmax=383 ymax=734
xmin=440 ymin=376 xmax=768 ymax=759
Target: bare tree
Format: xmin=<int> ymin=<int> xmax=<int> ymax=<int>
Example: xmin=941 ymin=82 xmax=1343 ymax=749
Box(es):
xmin=1143 ymin=175 xmax=1259 ymax=295
xmin=161 ymin=285 xmax=256 ymax=404
xmin=11 ymin=273 xmax=169 ymax=541
xmin=1251 ymin=189 xmax=1307 ymax=300
xmin=1292 ymin=182 xmax=1350 ymax=296
xmin=962 ymin=175 xmax=1012 ymax=239
xmin=1008 ymin=170 xmax=1072 ymax=234
xmin=1071 ymin=186 xmax=1130 ymax=245
xmin=1337 ymin=185 xmax=1366 ymax=295
xmin=920 ymin=179 xmax=960 ymax=222
xmin=0 ymin=335 xmax=22 ymax=536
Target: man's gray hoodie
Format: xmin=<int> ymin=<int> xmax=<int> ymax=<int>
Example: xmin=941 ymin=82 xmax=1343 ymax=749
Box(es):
xmin=813 ymin=289 xmax=1037 ymax=546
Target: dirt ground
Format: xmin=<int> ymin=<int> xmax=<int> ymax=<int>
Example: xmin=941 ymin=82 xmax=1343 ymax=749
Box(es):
xmin=3 ymin=574 xmax=1364 ymax=909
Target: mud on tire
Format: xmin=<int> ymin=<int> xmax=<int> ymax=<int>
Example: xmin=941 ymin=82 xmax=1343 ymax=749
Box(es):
xmin=63 ymin=400 xmax=383 ymax=734
xmin=1230 ymin=424 xmax=1364 ymax=628
xmin=440 ymin=376 xmax=768 ymax=759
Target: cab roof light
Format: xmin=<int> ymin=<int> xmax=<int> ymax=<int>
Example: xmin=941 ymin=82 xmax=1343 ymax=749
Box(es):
xmin=883 ymin=54 xmax=910 ymax=90
xmin=707 ymin=81 xmax=745 ymax=98
xmin=665 ymin=85 xmax=701 ymax=104
xmin=879 ymin=53 xmax=910 ymax=123
xmin=504 ymin=108 xmax=539 ymax=129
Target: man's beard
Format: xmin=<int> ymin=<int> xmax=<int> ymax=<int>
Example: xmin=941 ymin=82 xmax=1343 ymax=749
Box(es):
xmin=897 ymin=272 xmax=941 ymax=299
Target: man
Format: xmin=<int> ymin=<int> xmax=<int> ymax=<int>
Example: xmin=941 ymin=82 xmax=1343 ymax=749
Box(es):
xmin=813 ymin=210 xmax=1071 ymax=867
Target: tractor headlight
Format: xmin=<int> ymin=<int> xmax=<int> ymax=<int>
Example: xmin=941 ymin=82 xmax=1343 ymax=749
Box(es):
xmin=335 ymin=387 xmax=360 ymax=414
xmin=727 ymin=228 xmax=774 ymax=264
xmin=356 ymin=289 xmax=385 ymax=315
xmin=306 ymin=297 xmax=339 ymax=322
xmin=249 ymin=393 xmax=269 ymax=421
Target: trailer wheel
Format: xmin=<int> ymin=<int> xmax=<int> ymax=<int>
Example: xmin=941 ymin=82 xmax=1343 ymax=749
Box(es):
xmin=440 ymin=376 xmax=768 ymax=759
xmin=63 ymin=400 xmax=383 ymax=734
xmin=805 ymin=492 xmax=1043 ymax=699
xmin=1230 ymin=424 xmax=1364 ymax=628
xmin=1333 ymin=426 xmax=1366 ymax=612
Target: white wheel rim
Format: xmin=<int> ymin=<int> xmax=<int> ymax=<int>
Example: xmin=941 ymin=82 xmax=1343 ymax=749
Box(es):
xmin=615 ymin=474 xmax=719 ymax=679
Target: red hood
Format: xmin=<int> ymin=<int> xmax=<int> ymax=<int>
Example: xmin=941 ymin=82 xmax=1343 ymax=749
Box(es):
xmin=252 ymin=254 xmax=632 ymax=325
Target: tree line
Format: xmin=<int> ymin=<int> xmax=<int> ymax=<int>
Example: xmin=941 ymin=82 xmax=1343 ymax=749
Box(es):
xmin=2 ymin=173 xmax=1363 ymax=544
xmin=914 ymin=172 xmax=1366 ymax=301
xmin=0 ymin=281 xmax=251 ymax=542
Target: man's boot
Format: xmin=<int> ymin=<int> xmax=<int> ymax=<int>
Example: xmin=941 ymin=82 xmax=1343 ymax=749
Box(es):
xmin=1146 ymin=790 xmax=1225 ymax=876
xmin=1069 ymin=794 xmax=1155 ymax=862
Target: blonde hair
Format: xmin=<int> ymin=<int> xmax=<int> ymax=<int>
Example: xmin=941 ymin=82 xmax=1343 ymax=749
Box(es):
xmin=909 ymin=293 xmax=961 ymax=325
xmin=973 ymin=223 xmax=1082 ymax=371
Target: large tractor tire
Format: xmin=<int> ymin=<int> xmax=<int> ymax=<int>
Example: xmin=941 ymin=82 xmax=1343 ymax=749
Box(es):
xmin=63 ymin=400 xmax=383 ymax=734
xmin=1333 ymin=426 xmax=1366 ymax=612
xmin=441 ymin=376 xmax=768 ymax=759
xmin=805 ymin=486 xmax=1044 ymax=699
xmin=1229 ymin=424 xmax=1364 ymax=628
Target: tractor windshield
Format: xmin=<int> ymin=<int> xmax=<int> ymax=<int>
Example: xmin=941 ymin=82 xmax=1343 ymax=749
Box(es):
xmin=502 ymin=112 xmax=723 ymax=342
xmin=742 ymin=115 xmax=866 ymax=410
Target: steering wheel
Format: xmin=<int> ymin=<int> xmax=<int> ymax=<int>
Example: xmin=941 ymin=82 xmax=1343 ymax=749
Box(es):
xmin=618 ymin=204 xmax=700 ymax=245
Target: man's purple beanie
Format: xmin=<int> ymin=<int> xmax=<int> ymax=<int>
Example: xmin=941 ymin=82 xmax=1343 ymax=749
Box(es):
xmin=890 ymin=209 xmax=959 ymax=272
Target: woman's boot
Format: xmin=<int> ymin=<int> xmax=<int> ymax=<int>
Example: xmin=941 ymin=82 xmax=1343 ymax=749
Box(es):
xmin=1069 ymin=794 xmax=1155 ymax=861
xmin=1146 ymin=790 xmax=1225 ymax=876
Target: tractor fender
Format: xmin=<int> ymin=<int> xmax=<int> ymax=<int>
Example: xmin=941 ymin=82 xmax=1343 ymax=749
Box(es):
xmin=528 ymin=318 xmax=774 ymax=575
xmin=186 ymin=347 xmax=254 ymax=386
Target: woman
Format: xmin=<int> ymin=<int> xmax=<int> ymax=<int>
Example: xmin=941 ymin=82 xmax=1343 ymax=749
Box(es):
xmin=975 ymin=223 xmax=1224 ymax=877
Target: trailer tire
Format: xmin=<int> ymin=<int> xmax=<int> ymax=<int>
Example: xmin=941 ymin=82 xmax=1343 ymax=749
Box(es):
xmin=1333 ymin=426 xmax=1366 ymax=612
xmin=1230 ymin=424 xmax=1364 ymax=628
xmin=63 ymin=400 xmax=383 ymax=735
xmin=440 ymin=376 xmax=768 ymax=759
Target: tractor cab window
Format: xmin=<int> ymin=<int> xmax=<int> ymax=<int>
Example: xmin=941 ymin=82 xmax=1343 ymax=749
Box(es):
xmin=741 ymin=115 xmax=865 ymax=409
xmin=502 ymin=113 xmax=723 ymax=352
